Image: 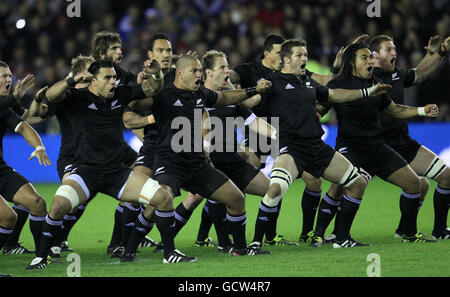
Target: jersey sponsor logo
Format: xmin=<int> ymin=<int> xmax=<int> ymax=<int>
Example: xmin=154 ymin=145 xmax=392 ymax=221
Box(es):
xmin=279 ymin=146 xmax=288 ymax=154
xmin=196 ymin=98 xmax=203 ymax=104
xmin=305 ymin=81 xmax=313 ymax=88
xmin=392 ymin=72 xmax=400 ymax=80
xmin=88 ymin=103 xmax=98 ymax=110
xmin=338 ymin=146 xmax=348 ymax=154
xmin=154 ymin=166 xmax=165 ymax=175
xmin=285 ymin=83 xmax=295 ymax=89
xmin=111 ymin=99 xmax=121 ymax=110
xmin=173 ymin=99 xmax=183 ymax=106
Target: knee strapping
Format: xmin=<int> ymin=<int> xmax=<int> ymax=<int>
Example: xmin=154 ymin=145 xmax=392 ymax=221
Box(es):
xmin=55 ymin=185 xmax=80 ymax=210
xmin=339 ymin=165 xmax=361 ymax=188
xmin=138 ymin=178 xmax=161 ymax=207
xmin=263 ymin=168 xmax=292 ymax=207
xmin=424 ymin=157 xmax=447 ymax=179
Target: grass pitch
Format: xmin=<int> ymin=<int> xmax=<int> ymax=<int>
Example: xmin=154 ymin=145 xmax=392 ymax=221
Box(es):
xmin=1 ymin=178 xmax=449 ymax=277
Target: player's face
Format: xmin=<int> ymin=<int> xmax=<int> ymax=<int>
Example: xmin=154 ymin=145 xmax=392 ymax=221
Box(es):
xmin=0 ymin=66 xmax=12 ymax=97
xmin=180 ymin=60 xmax=203 ymax=91
xmin=149 ymin=39 xmax=173 ymax=70
xmin=378 ymin=41 xmax=397 ymax=72
xmin=286 ymin=46 xmax=308 ymax=76
xmin=211 ymin=56 xmax=230 ymax=88
xmin=266 ymin=44 xmax=283 ymax=71
xmin=92 ymin=67 xmax=117 ymax=99
xmin=105 ymin=42 xmax=123 ymax=65
xmin=354 ymin=48 xmax=374 ymax=79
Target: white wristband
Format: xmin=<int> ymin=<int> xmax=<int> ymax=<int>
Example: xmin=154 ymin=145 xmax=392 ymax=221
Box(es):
xmin=30 ymin=146 xmax=45 ymax=159
xmin=418 ymin=107 xmax=426 ymax=116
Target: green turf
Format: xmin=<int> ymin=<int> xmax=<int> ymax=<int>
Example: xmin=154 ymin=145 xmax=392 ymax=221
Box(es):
xmin=1 ymin=178 xmax=449 ymax=277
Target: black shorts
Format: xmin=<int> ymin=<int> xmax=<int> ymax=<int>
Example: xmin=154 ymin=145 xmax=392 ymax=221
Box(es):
xmin=210 ymin=152 xmax=260 ymax=192
xmin=385 ymin=136 xmax=421 ymax=164
xmin=135 ymin=143 xmax=156 ymax=170
xmin=67 ymin=164 xmax=133 ymax=200
xmin=56 ymin=155 xmax=75 ymax=181
xmin=121 ymin=145 xmax=138 ymax=167
xmin=335 ymin=138 xmax=408 ymax=180
xmin=152 ymin=157 xmax=229 ymax=198
xmin=278 ymin=138 xmax=335 ymax=179
xmin=0 ymin=165 xmax=30 ymax=202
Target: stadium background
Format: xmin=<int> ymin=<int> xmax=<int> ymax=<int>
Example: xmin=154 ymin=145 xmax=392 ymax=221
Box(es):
xmin=1 ymin=0 xmax=449 ymax=182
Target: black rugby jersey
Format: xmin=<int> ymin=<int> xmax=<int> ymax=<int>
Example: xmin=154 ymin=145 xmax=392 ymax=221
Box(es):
xmin=63 ymin=85 xmax=146 ymax=170
xmin=261 ymin=72 xmax=329 ymax=141
xmin=324 ymin=75 xmax=392 ymax=143
xmin=372 ymin=67 xmax=416 ymax=145
xmin=207 ymin=103 xmax=253 ymax=153
xmin=0 ymin=108 xmax=23 ymax=163
xmin=43 ymin=97 xmax=82 ymax=159
xmin=152 ymin=84 xmax=218 ymax=166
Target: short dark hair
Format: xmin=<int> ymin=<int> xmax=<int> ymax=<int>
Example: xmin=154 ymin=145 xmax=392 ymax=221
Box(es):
xmin=149 ymin=33 xmax=171 ymax=51
xmin=0 ymin=60 xmax=9 ymax=68
xmin=369 ymin=35 xmax=393 ymax=53
xmin=263 ymin=34 xmax=286 ymax=52
xmin=340 ymin=42 xmax=370 ymax=79
xmin=279 ymin=38 xmax=307 ymax=67
xmin=87 ymin=59 xmax=114 ymax=77
xmin=92 ymin=31 xmax=122 ymax=59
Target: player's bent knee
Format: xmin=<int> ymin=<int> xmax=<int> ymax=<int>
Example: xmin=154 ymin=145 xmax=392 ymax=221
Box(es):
xmin=138 ymin=178 xmax=162 ymax=207
xmin=1 ymin=209 xmax=17 ymax=228
xmin=55 ymin=185 xmax=80 ymax=210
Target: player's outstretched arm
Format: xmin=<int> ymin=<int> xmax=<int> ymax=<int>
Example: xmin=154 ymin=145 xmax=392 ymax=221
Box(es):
xmin=47 ymin=71 xmax=92 ymax=102
xmin=383 ymin=102 xmax=439 ymax=119
xmin=328 ymin=83 xmax=392 ymax=103
xmin=123 ymin=110 xmax=155 ymax=129
xmin=15 ymin=121 xmax=51 ymax=166
xmin=214 ymin=79 xmax=272 ymax=107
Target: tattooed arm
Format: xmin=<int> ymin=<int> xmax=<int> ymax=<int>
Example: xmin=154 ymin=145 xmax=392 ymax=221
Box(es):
xmin=123 ymin=111 xmax=155 ymax=129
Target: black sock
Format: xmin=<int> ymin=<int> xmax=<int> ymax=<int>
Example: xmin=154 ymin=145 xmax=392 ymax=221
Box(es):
xmin=174 ymin=203 xmax=194 ymax=237
xmin=399 ymin=191 xmax=421 ymax=237
xmin=0 ymin=226 xmax=13 ymax=250
xmin=5 ymin=205 xmax=29 ymax=248
xmin=120 ymin=203 xmax=140 ymax=246
xmin=301 ymin=189 xmax=321 ymax=236
xmin=109 ymin=204 xmax=123 ymax=248
xmin=265 ymin=199 xmax=282 ymax=241
xmin=252 ymin=201 xmax=277 ymax=243
xmin=227 ymin=212 xmax=247 ymax=251
xmin=29 ymin=214 xmax=45 ymax=251
xmin=331 ymin=206 xmax=341 ymax=235
xmin=314 ymin=193 xmax=340 ymax=238
xmin=336 ymin=195 xmax=361 ymax=241
xmin=59 ymin=204 xmax=86 ymax=243
xmin=125 ymin=212 xmax=155 ymax=254
xmin=196 ymin=201 xmax=214 ymax=242
xmin=37 ymin=215 xmax=63 ymax=258
xmin=155 ymin=210 xmax=175 ymax=257
xmin=206 ymin=200 xmax=230 ymax=247
xmin=432 ymin=186 xmax=450 ymax=238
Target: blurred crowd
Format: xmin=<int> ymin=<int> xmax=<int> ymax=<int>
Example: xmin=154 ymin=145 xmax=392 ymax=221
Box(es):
xmin=1 ymin=0 xmax=449 ymax=132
